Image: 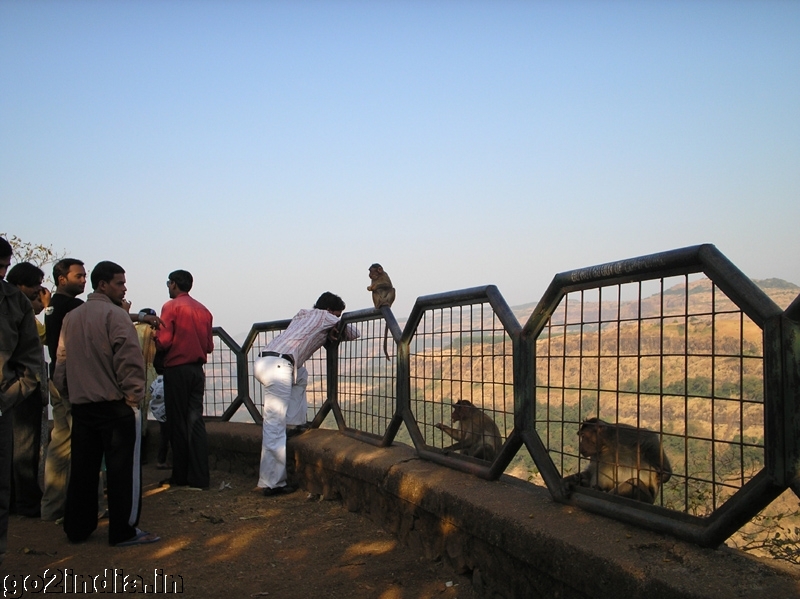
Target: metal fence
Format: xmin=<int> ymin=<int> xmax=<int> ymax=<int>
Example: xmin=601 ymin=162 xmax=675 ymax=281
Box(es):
xmin=202 ymin=244 xmax=800 ymax=548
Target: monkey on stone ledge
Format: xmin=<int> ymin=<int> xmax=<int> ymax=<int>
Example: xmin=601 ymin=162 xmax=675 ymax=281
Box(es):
xmin=435 ymin=400 xmax=502 ymax=462
xmin=563 ymin=417 xmax=672 ymax=504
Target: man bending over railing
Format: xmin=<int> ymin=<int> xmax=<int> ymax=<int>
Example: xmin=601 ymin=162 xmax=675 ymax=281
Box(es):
xmin=252 ymin=292 xmax=359 ymax=497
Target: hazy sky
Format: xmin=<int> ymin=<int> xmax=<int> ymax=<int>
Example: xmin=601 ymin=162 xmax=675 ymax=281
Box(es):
xmin=2 ymin=0 xmax=798 ymax=339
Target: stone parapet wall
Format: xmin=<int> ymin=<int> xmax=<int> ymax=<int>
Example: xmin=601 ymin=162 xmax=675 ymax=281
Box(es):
xmin=177 ymin=421 xmax=800 ymax=599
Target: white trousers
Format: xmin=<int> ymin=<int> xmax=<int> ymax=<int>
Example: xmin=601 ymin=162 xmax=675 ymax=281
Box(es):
xmin=254 ymin=356 xmax=308 ymax=489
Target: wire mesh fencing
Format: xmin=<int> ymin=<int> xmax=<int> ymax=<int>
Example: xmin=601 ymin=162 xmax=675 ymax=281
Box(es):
xmin=408 ymin=302 xmax=514 ymax=465
xmin=203 ymin=329 xmax=239 ymax=418
xmin=201 ymin=244 xmax=799 ymax=547
xmin=335 ymin=309 xmax=398 ymax=441
xmin=534 ymin=276 xmax=765 ymax=515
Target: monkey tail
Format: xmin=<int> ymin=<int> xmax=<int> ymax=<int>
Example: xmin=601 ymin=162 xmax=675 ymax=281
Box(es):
xmin=383 ymin=324 xmax=391 ymax=361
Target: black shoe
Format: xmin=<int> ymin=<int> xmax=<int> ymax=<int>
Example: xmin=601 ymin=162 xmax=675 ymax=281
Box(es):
xmin=262 ymin=484 xmax=297 ymax=497
xmin=286 ymin=424 xmax=311 ymax=438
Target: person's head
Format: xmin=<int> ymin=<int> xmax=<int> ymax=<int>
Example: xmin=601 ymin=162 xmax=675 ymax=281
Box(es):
xmin=166 ymin=270 xmax=193 ymax=299
xmin=30 ymin=291 xmax=47 ymax=315
xmin=90 ymin=261 xmax=127 ymax=306
xmin=314 ymin=292 xmax=346 ymax=316
xmin=52 ymin=258 xmax=86 ymax=297
xmin=6 ymin=262 xmax=45 ymax=303
xmin=0 ymin=237 xmax=12 ymax=280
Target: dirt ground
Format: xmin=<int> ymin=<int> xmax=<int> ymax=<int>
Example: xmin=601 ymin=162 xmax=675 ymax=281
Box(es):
xmin=3 ymin=463 xmax=479 ymax=598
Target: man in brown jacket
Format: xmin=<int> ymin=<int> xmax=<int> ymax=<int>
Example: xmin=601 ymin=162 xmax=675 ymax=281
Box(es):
xmin=54 ymin=261 xmax=159 ymax=547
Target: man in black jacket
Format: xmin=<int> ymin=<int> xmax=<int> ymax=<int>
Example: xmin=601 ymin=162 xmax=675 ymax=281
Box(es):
xmin=5 ymin=262 xmax=47 ymax=517
xmin=0 ymin=237 xmax=43 ymax=565
xmin=40 ymin=258 xmax=86 ymax=521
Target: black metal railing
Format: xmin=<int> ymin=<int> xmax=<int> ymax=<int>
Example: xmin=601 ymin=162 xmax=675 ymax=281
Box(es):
xmin=202 ymin=244 xmax=800 ymax=548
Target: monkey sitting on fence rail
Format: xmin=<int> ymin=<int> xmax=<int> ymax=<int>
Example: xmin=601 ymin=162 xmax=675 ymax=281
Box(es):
xmin=367 ymin=263 xmax=396 ymax=360
xmin=563 ymin=417 xmax=672 ymax=504
xmin=435 ymin=400 xmax=502 ymax=462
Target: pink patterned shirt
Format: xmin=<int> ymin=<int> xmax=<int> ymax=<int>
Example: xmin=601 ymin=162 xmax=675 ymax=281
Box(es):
xmin=266 ymin=309 xmax=359 ymax=366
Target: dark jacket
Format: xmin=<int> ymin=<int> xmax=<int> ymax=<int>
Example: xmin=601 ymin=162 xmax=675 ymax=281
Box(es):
xmin=0 ymin=280 xmax=42 ymax=413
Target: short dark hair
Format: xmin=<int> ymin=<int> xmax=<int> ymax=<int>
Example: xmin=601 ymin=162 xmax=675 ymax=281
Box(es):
xmin=6 ymin=262 xmax=44 ymax=288
xmin=168 ymin=270 xmax=193 ymax=292
xmin=53 ymin=258 xmax=84 ymax=284
xmin=0 ymin=237 xmax=11 ymax=259
xmin=91 ymin=261 xmax=125 ymax=290
xmin=314 ymin=292 xmax=345 ymax=312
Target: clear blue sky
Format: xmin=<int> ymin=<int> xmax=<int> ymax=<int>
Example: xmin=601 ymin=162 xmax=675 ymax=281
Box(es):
xmin=2 ymin=0 xmax=798 ymax=338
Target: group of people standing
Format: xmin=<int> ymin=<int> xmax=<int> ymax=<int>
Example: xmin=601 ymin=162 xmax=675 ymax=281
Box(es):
xmin=0 ymin=235 xmax=363 ymax=559
xmin=0 ymin=237 xmax=214 ymax=557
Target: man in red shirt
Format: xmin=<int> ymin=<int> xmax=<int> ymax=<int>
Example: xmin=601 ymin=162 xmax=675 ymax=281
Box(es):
xmin=154 ymin=270 xmax=213 ymax=490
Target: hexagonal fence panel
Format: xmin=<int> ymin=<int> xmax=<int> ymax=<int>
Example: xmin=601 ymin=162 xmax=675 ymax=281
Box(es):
xmin=204 ymin=328 xmax=243 ymax=419
xmin=401 ymin=286 xmax=521 ymax=478
xmin=521 ymin=245 xmax=788 ymax=546
xmin=333 ymin=308 xmax=401 ymax=445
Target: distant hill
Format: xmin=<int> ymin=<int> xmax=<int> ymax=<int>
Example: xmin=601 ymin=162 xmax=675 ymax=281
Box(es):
xmin=511 ymin=277 xmax=798 ymax=326
xmin=400 ymin=276 xmax=798 ymax=440
xmin=753 ymin=278 xmax=800 ymax=291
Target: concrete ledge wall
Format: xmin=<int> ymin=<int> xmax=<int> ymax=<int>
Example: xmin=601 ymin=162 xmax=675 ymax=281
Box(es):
xmin=193 ymin=422 xmax=800 ymax=599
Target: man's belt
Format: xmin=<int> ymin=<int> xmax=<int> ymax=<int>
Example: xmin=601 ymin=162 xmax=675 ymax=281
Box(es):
xmin=258 ymin=350 xmax=295 ymax=365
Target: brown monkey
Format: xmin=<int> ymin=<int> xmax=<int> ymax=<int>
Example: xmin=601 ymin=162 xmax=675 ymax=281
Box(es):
xmin=435 ymin=400 xmax=502 ymax=461
xmin=563 ymin=417 xmax=672 ymax=504
xmin=367 ymin=263 xmax=396 ymax=360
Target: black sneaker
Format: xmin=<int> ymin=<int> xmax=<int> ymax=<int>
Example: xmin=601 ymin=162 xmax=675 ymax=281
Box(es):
xmin=262 ymin=484 xmax=298 ymax=497
xmin=286 ymin=427 xmax=305 ymax=438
